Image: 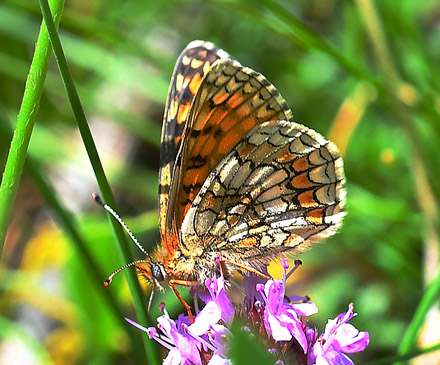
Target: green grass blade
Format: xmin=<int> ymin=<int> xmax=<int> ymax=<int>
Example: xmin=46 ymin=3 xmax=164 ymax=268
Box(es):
xmin=353 ymin=0 xmax=440 ymax=358
xmin=37 ymin=0 xmax=160 ymax=362
xmin=0 ymin=0 xmax=64 ymax=255
xmin=0 ymin=106 xmax=146 ymax=360
xmin=398 ymin=269 xmax=440 ymax=355
xmin=364 ymin=342 xmax=440 ymax=365
xmin=253 ymin=0 xmax=381 ymax=87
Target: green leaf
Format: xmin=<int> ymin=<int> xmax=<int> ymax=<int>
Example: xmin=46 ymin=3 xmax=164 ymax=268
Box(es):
xmin=229 ymin=321 xmax=275 ymax=365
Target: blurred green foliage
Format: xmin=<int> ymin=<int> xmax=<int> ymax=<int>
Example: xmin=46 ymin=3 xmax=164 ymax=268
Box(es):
xmin=1 ymin=0 xmax=439 ymax=363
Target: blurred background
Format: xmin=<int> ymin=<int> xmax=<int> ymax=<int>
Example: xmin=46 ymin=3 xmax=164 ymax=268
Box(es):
xmin=1 ymin=0 xmax=440 ymax=363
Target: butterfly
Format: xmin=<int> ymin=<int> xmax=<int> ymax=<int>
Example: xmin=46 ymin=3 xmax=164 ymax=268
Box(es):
xmin=102 ymin=41 xmax=345 ymax=318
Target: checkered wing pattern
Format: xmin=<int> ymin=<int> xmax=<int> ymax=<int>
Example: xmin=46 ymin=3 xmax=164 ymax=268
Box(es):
xmin=159 ymin=41 xmax=229 ymax=238
xmin=181 ymin=119 xmax=345 ymax=266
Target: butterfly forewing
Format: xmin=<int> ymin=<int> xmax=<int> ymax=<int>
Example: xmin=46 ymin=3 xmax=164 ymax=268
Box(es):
xmin=173 ymin=59 xmax=293 ymax=229
xmin=159 ymin=41 xmax=229 ymax=239
xmin=181 ymin=119 xmax=345 ymax=267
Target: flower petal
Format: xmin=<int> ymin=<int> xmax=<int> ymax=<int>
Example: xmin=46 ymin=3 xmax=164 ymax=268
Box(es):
xmin=315 ymin=350 xmax=354 ymax=365
xmin=334 ymin=324 xmax=370 ymax=353
xmin=163 ymin=349 xmax=183 ymax=365
xmin=291 ymin=302 xmax=318 ymax=317
xmin=266 ymin=313 xmax=292 ymax=341
xmin=206 ymin=276 xmax=235 ymax=324
xmin=190 ymin=301 xmax=222 ymax=336
xmin=209 ymin=324 xmax=230 ymax=357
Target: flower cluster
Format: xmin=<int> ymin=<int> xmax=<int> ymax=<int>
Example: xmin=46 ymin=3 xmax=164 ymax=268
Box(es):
xmin=126 ymin=259 xmax=369 ymax=364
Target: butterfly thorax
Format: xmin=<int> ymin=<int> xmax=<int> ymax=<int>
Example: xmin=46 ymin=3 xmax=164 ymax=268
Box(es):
xmin=152 ymin=233 xmax=221 ymax=286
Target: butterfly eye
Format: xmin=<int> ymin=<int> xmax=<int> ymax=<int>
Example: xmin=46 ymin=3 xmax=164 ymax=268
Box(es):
xmin=151 ymin=263 xmax=166 ymax=283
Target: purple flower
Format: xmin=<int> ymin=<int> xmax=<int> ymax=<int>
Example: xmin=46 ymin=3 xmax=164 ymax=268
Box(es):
xmin=243 ymin=266 xmax=269 ymax=310
xmin=257 ymin=259 xmax=318 ymax=352
xmin=126 ymin=261 xmax=369 ymax=365
xmin=126 ymin=275 xmax=233 ymax=365
xmin=187 ymin=277 xmax=232 ymax=363
xmin=126 ymin=308 xmax=202 ymax=365
xmin=309 ymin=303 xmax=370 ymax=365
xmin=190 ymin=275 xmax=235 ymax=336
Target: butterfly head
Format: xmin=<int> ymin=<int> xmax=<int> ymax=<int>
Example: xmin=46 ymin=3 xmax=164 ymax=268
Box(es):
xmin=135 ymin=259 xmax=168 ymax=291
xmin=92 ymin=193 xmax=170 ymax=291
xmin=103 ymin=258 xmax=169 ymax=293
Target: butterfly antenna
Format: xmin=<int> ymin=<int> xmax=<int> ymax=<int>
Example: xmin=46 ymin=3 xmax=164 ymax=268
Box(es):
xmin=104 ymin=260 xmax=149 ymax=287
xmin=92 ymin=193 xmax=152 ymax=259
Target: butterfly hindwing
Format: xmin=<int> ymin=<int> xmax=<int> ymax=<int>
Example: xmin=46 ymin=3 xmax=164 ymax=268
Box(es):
xmin=181 ymin=119 xmax=345 ymax=267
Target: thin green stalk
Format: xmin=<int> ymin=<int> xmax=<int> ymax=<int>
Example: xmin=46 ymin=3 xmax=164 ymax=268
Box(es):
xmin=0 ymin=0 xmax=64 ymax=256
xmin=0 ymin=106 xmax=145 ymax=360
xmin=398 ymin=268 xmax=440 ymax=354
xmin=254 ymin=0 xmax=381 ymax=89
xmin=37 ymin=0 xmax=159 ymax=362
xmin=364 ymin=341 xmax=440 ymax=365
xmin=4 ymin=0 xmax=172 ymax=70
xmin=354 ymin=0 xmax=440 ymax=357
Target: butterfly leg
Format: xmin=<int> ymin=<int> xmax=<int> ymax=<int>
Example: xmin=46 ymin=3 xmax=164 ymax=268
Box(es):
xmin=169 ymin=279 xmax=198 ymax=323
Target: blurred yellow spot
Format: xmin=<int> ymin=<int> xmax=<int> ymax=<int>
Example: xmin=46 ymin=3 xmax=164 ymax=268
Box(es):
xmin=397 ymin=82 xmax=419 ymax=106
xmin=109 ymin=329 xmax=130 ymax=353
xmin=414 ymin=308 xmax=440 ymax=365
xmin=46 ymin=327 xmax=84 ymax=365
xmin=21 ymin=223 xmax=69 ymax=272
xmin=120 ymin=276 xmax=136 ymax=305
xmin=267 ymin=259 xmax=282 ymax=278
xmin=380 ymin=149 xmax=395 ymax=165
xmin=268 ymin=259 xmax=306 ymax=285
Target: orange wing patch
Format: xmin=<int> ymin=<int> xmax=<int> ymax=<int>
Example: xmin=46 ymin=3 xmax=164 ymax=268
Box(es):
xmin=159 ymin=41 xmax=229 ymax=245
xmin=174 ymin=60 xmax=292 ymax=228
